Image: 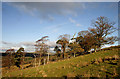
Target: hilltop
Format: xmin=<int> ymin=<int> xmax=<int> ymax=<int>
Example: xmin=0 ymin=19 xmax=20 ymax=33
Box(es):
xmin=2 ymin=45 xmax=120 ymax=78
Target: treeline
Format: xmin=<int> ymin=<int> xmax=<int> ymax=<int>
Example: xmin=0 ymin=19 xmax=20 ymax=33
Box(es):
xmin=54 ymin=16 xmax=117 ymax=58
xmin=3 ymin=16 xmax=118 ymax=69
xmin=2 ymin=48 xmax=25 ymax=68
xmin=2 ymin=52 xmax=38 ymax=57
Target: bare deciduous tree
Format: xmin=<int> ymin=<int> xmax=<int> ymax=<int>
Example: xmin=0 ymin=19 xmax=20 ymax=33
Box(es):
xmin=35 ymin=36 xmax=49 ymax=66
xmin=89 ymin=16 xmax=117 ymax=50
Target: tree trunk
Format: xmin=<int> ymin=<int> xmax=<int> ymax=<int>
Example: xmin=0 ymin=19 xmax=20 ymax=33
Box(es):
xmin=22 ymin=52 xmax=25 ymax=69
xmin=74 ymin=53 xmax=76 ymax=57
xmin=94 ymin=48 xmax=96 ymax=52
xmin=63 ymin=47 xmax=65 ymax=59
xmin=35 ymin=58 xmax=36 ymax=67
xmin=44 ymin=59 xmax=46 ymax=65
xmin=34 ymin=54 xmax=36 ymax=67
xmin=39 ymin=53 xmax=42 ymax=66
xmin=48 ymin=53 xmax=49 ymax=62
xmin=84 ymin=49 xmax=88 ymax=54
xmin=39 ymin=59 xmax=41 ymax=66
xmin=63 ymin=53 xmax=64 ymax=59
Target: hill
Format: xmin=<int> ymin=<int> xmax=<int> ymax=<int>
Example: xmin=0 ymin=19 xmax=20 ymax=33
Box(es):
xmin=2 ymin=45 xmax=120 ymax=78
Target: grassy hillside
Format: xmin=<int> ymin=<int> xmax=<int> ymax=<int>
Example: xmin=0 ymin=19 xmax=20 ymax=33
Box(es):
xmin=2 ymin=46 xmax=120 ymax=78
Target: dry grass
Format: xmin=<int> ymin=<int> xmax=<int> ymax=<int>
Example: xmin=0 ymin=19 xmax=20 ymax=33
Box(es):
xmin=67 ymin=73 xmax=76 ymax=77
xmin=98 ymin=57 xmax=103 ymax=63
xmin=113 ymin=55 xmax=119 ymax=60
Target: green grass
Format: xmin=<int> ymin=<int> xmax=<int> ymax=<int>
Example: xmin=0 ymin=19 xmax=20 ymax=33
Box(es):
xmin=2 ymin=46 xmax=120 ymax=77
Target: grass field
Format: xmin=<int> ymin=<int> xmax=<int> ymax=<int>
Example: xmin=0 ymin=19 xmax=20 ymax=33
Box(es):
xmin=2 ymin=46 xmax=120 ymax=78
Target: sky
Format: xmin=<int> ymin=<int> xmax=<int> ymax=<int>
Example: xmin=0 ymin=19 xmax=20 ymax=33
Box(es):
xmin=1 ymin=1 xmax=119 ymax=52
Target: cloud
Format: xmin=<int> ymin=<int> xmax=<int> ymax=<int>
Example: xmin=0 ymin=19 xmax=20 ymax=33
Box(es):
xmin=76 ymin=23 xmax=82 ymax=27
xmin=1 ymin=42 xmax=20 ymax=52
xmin=69 ymin=17 xmax=76 ymax=23
xmin=46 ymin=41 xmax=56 ymax=47
xmin=1 ymin=41 xmax=35 ymax=52
xmin=48 ymin=15 xmax=55 ymax=21
xmin=2 ymin=41 xmax=12 ymax=45
xmin=40 ymin=20 xmax=43 ymax=24
xmin=7 ymin=2 xmax=85 ymax=21
xmin=69 ymin=17 xmax=82 ymax=27
xmin=20 ymin=41 xmax=35 ymax=46
xmin=46 ymin=41 xmax=61 ymax=47
xmin=45 ymin=23 xmax=67 ymax=33
xmin=11 ymin=47 xmax=20 ymax=50
xmin=1 ymin=40 xmax=59 ymax=52
xmin=18 ymin=41 xmax=35 ymax=52
xmin=52 ymin=28 xmax=59 ymax=33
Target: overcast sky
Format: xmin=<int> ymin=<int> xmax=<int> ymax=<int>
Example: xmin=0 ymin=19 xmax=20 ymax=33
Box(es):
xmin=1 ymin=1 xmax=118 ymax=52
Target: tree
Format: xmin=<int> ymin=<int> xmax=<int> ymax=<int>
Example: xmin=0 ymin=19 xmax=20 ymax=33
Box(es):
xmin=54 ymin=46 xmax=61 ymax=53
xmin=4 ymin=49 xmax=15 ymax=68
xmin=35 ymin=36 xmax=49 ymax=65
xmin=15 ymin=47 xmax=25 ymax=68
xmin=56 ymin=34 xmax=70 ymax=59
xmin=76 ymin=30 xmax=94 ymax=53
xmin=87 ymin=28 xmax=99 ymax=52
xmin=54 ymin=46 xmax=61 ymax=57
xmin=90 ymin=16 xmax=117 ymax=50
xmin=68 ymin=42 xmax=84 ymax=57
xmin=69 ymin=33 xmax=84 ymax=57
